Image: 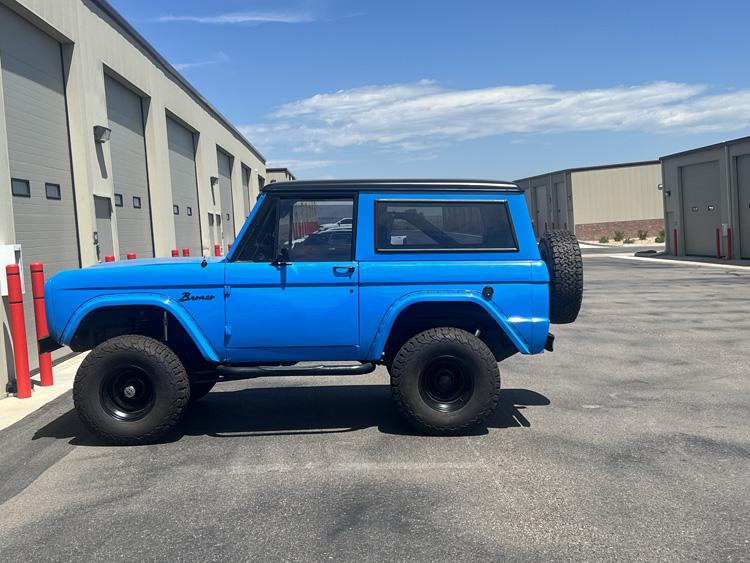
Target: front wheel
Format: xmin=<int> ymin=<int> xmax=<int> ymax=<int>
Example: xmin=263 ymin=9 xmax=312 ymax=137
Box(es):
xmin=390 ymin=327 xmax=501 ymax=435
xmin=73 ymin=335 xmax=190 ymax=445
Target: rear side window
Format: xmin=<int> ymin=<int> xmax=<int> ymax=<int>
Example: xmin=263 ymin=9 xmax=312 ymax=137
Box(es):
xmin=375 ymin=200 xmax=517 ymax=252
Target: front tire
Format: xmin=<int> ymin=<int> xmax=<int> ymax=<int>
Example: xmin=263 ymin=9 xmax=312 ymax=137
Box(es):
xmin=73 ymin=335 xmax=190 ymax=445
xmin=390 ymin=328 xmax=501 ymax=435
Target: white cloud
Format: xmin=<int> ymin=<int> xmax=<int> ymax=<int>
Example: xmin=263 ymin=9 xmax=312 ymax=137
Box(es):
xmin=155 ymin=12 xmax=313 ymax=24
xmin=265 ymin=158 xmax=342 ymax=171
xmin=244 ymin=80 xmax=750 ymax=154
xmin=173 ymin=52 xmax=229 ymax=72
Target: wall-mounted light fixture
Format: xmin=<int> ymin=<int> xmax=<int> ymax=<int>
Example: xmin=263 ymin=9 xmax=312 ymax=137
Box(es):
xmin=658 ymin=183 xmax=671 ymax=197
xmin=210 ymin=176 xmax=219 ymax=186
xmin=93 ymin=125 xmax=112 ymax=143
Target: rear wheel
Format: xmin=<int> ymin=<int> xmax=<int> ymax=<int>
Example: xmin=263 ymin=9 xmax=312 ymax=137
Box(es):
xmin=73 ymin=335 xmax=190 ymax=445
xmin=390 ymin=327 xmax=501 ymax=435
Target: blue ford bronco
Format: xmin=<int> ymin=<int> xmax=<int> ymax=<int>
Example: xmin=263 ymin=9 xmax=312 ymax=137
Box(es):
xmin=42 ymin=180 xmax=583 ymax=443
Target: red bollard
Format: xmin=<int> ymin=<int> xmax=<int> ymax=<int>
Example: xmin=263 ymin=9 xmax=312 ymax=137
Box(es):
xmin=30 ymin=263 xmax=53 ymax=386
xmin=214 ymin=244 xmax=221 ymax=256
xmin=104 ymin=255 xmax=115 ymax=262
xmin=228 ymin=243 xmax=233 ymax=252
xmin=672 ymin=229 xmax=678 ymax=256
xmin=171 ymin=248 xmax=179 ymax=257
xmin=716 ymin=228 xmax=721 ymax=259
xmin=182 ymin=248 xmax=190 ymax=257
xmin=5 ymin=265 xmax=31 ymax=398
xmin=127 ymin=252 xmax=136 ymax=260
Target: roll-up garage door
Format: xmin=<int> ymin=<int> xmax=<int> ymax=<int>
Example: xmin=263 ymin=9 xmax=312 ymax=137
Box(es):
xmin=167 ymin=116 xmax=201 ymax=256
xmin=217 ymin=148 xmax=235 ymax=249
xmin=680 ymin=161 xmax=720 ymax=257
xmin=241 ymin=164 xmax=251 ymax=219
xmin=105 ymin=75 xmax=153 ymax=259
xmin=737 ymin=155 xmax=750 ymax=259
xmin=1 ymin=4 xmax=80 ymax=370
xmin=534 ymin=185 xmax=549 ymax=235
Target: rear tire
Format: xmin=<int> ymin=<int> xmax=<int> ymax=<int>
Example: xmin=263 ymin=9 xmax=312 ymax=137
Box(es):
xmin=73 ymin=335 xmax=190 ymax=445
xmin=390 ymin=327 xmax=501 ymax=435
xmin=539 ymin=230 xmax=583 ymax=324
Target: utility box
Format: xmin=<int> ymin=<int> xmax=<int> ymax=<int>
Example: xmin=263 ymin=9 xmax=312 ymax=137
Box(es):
xmin=0 ymin=244 xmax=24 ymax=296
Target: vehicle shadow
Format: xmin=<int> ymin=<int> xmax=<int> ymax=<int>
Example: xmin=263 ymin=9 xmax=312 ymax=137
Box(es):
xmin=32 ymin=386 xmax=550 ymax=446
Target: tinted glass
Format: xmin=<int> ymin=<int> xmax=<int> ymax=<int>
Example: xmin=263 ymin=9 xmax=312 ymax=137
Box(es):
xmin=45 ymin=183 xmax=61 ymax=200
xmin=11 ymin=179 xmax=30 ymax=197
xmin=375 ymin=200 xmax=516 ymax=251
xmin=236 ymin=197 xmax=354 ymax=262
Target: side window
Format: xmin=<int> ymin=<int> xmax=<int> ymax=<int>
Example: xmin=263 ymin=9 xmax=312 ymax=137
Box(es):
xmin=375 ymin=200 xmax=517 ymax=252
xmin=235 ymin=196 xmax=354 ymax=262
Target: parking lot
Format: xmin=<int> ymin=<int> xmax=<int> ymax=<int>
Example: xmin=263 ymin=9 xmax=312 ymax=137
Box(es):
xmin=0 ymin=250 xmax=748 ymax=562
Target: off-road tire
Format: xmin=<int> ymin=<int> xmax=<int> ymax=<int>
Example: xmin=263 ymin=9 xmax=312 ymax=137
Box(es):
xmin=390 ymin=327 xmax=501 ymax=435
xmin=538 ymin=230 xmax=583 ymax=324
xmin=73 ymin=335 xmax=190 ymax=445
xmin=189 ymin=380 xmax=215 ymax=403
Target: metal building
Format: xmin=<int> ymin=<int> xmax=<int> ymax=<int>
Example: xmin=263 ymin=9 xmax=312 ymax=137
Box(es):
xmin=515 ymin=161 xmax=663 ymax=240
xmin=661 ymin=136 xmax=750 ymax=259
xmin=266 ymin=167 xmax=297 ymax=183
xmin=0 ymin=0 xmax=266 ymax=395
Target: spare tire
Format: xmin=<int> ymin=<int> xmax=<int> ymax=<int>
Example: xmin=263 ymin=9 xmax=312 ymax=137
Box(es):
xmin=538 ymin=230 xmax=583 ymax=324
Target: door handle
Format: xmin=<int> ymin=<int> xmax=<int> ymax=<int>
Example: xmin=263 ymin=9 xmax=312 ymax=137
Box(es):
xmin=333 ymin=265 xmax=355 ymax=273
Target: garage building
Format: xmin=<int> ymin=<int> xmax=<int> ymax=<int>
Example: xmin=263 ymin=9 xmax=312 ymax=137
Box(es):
xmin=267 ymin=167 xmax=297 ymax=183
xmin=660 ymin=136 xmax=750 ymax=259
xmin=0 ymin=0 xmax=266 ymax=395
xmin=515 ymin=161 xmax=663 ymax=240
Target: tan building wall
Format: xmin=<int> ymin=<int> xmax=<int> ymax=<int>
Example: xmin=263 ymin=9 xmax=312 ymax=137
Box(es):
xmin=570 ymin=164 xmax=662 ymax=224
xmin=266 ymin=168 xmax=296 ymax=183
xmin=0 ymin=0 xmax=265 ymax=395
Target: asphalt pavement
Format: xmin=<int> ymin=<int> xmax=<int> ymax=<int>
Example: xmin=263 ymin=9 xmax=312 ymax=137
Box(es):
xmin=0 ymin=252 xmax=748 ymax=562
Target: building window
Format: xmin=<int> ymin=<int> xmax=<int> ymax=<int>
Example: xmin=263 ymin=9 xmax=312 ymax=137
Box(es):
xmin=114 ymin=193 xmax=123 ymax=207
xmin=45 ymin=183 xmax=61 ymax=200
xmin=173 ymin=205 xmax=180 ymax=215
xmin=187 ymin=207 xmax=193 ymax=216
xmin=374 ymin=200 xmax=518 ymax=252
xmin=133 ymin=196 xmax=142 ymax=209
xmin=11 ymin=178 xmax=30 ymax=198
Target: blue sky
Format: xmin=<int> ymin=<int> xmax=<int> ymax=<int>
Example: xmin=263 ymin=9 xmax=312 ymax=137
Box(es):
xmin=110 ymin=0 xmax=750 ymax=179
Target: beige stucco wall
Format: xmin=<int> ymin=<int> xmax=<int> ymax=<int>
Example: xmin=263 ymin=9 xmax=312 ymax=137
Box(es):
xmin=570 ymin=164 xmax=662 ymax=225
xmin=0 ymin=0 xmax=265 ymax=395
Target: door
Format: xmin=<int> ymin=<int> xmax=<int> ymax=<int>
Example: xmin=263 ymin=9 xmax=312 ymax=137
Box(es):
xmin=225 ymin=194 xmax=359 ymax=361
xmin=534 ymin=185 xmax=549 ymax=234
xmin=105 ymin=75 xmax=153 ymax=259
xmin=737 ymin=155 xmax=750 ymax=259
xmin=167 ymin=116 xmax=201 ymax=256
xmin=1 ymin=3 xmax=80 ymax=370
xmin=94 ymin=196 xmax=114 ymax=261
xmin=241 ymin=164 xmax=252 ymax=219
xmin=216 ymin=148 xmax=234 ymax=249
xmin=680 ymin=161 xmax=720 ymax=257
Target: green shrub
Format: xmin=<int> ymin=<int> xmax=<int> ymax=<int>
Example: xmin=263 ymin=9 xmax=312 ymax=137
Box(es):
xmin=623 ymin=238 xmax=635 ymax=244
xmin=658 ymin=229 xmax=665 ymax=238
xmin=637 ymin=229 xmax=648 ymax=240
xmin=613 ymin=231 xmax=624 ymax=241
xmin=598 ymin=235 xmax=610 ymax=243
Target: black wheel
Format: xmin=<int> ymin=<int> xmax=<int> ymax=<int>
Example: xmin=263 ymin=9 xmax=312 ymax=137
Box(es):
xmin=74 ymin=335 xmax=190 ymax=445
xmin=538 ymin=230 xmax=583 ymax=324
xmin=390 ymin=327 xmax=501 ymax=435
xmin=189 ymin=380 xmax=215 ymax=403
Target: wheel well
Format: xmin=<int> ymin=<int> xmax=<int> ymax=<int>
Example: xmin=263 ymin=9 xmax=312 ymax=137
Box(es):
xmin=382 ymin=301 xmax=518 ymax=364
xmin=70 ymin=305 xmax=209 ymax=370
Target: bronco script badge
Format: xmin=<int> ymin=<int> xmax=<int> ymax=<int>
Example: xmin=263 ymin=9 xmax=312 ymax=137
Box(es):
xmin=178 ymin=292 xmax=215 ymax=302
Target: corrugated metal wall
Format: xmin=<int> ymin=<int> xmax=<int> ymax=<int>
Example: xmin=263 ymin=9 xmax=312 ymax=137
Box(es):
xmin=166 ymin=116 xmax=200 ymax=256
xmin=570 ymin=165 xmax=662 ymax=224
xmin=216 ymin=148 xmax=235 ymax=250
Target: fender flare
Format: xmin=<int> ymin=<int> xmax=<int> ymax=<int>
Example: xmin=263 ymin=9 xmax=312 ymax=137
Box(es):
xmin=60 ymin=293 xmax=221 ymax=363
xmin=366 ymin=290 xmax=531 ymax=359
